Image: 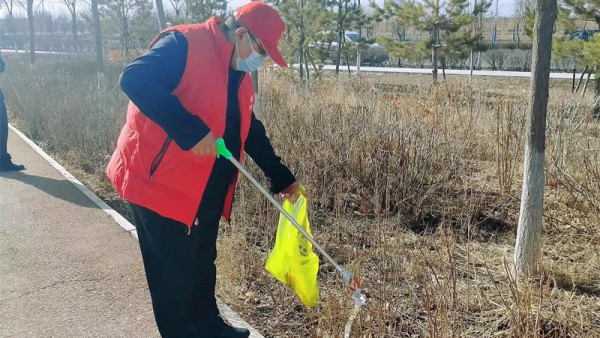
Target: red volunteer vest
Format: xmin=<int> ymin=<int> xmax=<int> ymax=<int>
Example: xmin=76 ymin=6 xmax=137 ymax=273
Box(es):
xmin=106 ymin=17 xmax=254 ymax=226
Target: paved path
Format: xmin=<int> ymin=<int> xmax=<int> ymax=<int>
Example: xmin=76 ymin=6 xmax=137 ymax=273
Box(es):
xmin=0 ymin=128 xmax=263 ymax=338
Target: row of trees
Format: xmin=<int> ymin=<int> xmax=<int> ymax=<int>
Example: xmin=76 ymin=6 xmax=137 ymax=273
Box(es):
xmin=265 ymin=0 xmax=597 ymax=94
xmin=273 ymin=0 xmax=496 ymax=82
xmin=371 ymin=0 xmax=597 ymax=110
xmin=0 ymin=0 xmax=231 ymax=70
xmin=0 ymin=0 xmax=598 ymax=107
xmin=372 ymin=0 xmax=491 ymax=82
xmin=0 ymin=0 xmax=495 ymax=80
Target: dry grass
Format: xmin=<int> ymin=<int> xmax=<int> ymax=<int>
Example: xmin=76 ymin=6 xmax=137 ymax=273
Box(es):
xmin=2 ymin=54 xmax=599 ymax=337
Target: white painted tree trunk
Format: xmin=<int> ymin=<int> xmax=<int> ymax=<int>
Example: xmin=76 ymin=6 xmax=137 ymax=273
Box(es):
xmin=514 ymin=148 xmax=544 ymax=276
xmin=513 ymin=0 xmax=556 ymax=279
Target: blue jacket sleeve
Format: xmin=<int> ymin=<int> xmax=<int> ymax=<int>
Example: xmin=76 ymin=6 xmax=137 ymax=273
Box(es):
xmin=244 ymin=113 xmax=296 ymax=194
xmin=119 ymin=31 xmax=209 ymax=151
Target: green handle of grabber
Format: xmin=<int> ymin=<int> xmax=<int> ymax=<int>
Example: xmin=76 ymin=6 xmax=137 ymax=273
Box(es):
xmin=216 ymin=138 xmax=232 ymax=159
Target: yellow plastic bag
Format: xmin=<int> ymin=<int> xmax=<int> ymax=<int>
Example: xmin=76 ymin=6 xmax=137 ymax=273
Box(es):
xmin=265 ymin=194 xmax=319 ymax=307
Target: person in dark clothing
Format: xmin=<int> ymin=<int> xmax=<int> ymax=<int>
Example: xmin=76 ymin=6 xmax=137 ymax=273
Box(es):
xmin=107 ymin=2 xmax=300 ymax=338
xmin=0 ymin=56 xmax=25 ymax=172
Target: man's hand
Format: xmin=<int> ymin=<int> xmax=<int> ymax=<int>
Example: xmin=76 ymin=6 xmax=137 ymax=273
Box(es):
xmin=279 ymin=181 xmax=305 ymax=201
xmin=191 ymin=131 xmax=216 ymax=157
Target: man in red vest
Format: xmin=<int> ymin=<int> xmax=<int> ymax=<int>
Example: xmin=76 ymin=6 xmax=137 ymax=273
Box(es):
xmin=107 ymin=2 xmax=300 ymax=337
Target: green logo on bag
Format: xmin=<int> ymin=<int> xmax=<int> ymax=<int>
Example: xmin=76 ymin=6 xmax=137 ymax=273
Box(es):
xmin=299 ymin=244 xmax=309 ymax=257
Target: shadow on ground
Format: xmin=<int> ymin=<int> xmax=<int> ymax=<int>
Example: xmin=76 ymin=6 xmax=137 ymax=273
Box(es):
xmin=1 ymin=171 xmax=95 ymax=208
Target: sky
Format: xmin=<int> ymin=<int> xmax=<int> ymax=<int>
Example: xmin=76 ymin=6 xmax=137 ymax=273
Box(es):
xmin=2 ymin=0 xmax=516 ymax=19
xmin=229 ymin=0 xmax=516 ymax=17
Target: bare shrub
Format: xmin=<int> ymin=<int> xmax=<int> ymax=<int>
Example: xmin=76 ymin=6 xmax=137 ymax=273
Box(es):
xmin=483 ymin=49 xmax=507 ymax=71
xmin=503 ymin=49 xmax=532 ymax=71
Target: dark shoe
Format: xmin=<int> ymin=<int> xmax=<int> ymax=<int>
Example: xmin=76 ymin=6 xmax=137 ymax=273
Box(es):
xmin=217 ymin=321 xmax=250 ymax=338
xmin=0 ymin=160 xmax=25 ymax=172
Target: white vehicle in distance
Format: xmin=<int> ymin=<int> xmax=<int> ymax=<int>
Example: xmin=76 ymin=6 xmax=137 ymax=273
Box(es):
xmin=311 ymin=31 xmax=388 ymax=66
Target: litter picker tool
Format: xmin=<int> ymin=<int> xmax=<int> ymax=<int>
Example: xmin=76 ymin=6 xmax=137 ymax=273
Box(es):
xmin=216 ymin=138 xmax=367 ymax=309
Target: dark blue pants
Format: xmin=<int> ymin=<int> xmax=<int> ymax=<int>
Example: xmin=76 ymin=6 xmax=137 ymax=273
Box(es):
xmin=0 ymin=89 xmax=9 ymax=162
xmin=130 ymin=152 xmax=239 ymax=338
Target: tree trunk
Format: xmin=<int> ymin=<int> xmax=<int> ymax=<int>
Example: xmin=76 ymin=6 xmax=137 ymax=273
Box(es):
xmin=469 ymin=0 xmax=477 ymax=82
xmin=8 ymin=13 xmax=17 ymax=52
xmin=469 ymin=49 xmax=474 ymax=82
xmin=71 ymin=3 xmax=78 ymax=52
xmin=123 ymin=13 xmax=129 ymax=57
xmin=156 ymin=0 xmax=167 ymax=30
xmin=335 ymin=30 xmax=343 ymax=75
xmin=335 ymin=1 xmax=343 ymax=75
xmin=304 ymin=51 xmax=310 ymax=82
xmin=356 ymin=30 xmax=361 ymax=73
xmin=582 ymin=68 xmax=593 ymax=96
xmin=299 ymin=44 xmax=304 ymax=78
xmin=441 ymin=57 xmax=447 ymax=82
xmin=575 ymin=65 xmax=588 ymax=93
xmin=27 ymin=0 xmax=35 ymax=66
xmin=306 ymin=49 xmax=320 ymax=77
xmin=516 ymin=21 xmax=521 ymax=48
xmin=299 ymin=0 xmax=305 ymax=79
xmin=91 ymin=0 xmax=105 ymax=77
xmin=356 ymin=0 xmax=361 ymax=74
xmin=299 ymin=26 xmax=305 ymax=79
xmin=432 ymin=24 xmax=438 ymax=83
xmin=513 ymin=0 xmax=557 ymax=279
xmin=594 ymin=67 xmax=599 ymax=117
xmin=477 ymin=8 xmax=483 ymax=69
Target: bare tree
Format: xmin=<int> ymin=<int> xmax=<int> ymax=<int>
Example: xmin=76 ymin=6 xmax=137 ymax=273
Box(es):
xmin=514 ymin=0 xmax=534 ymax=47
xmin=16 ymin=0 xmax=46 ymax=65
xmin=101 ymin=0 xmax=152 ymax=58
xmin=2 ymin=0 xmax=18 ymax=50
xmin=469 ymin=0 xmax=484 ymax=81
xmin=513 ymin=0 xmax=557 ymax=279
xmin=333 ymin=0 xmax=350 ymax=75
xmin=61 ymin=0 xmax=79 ymax=51
xmin=24 ymin=0 xmax=38 ymax=65
xmin=168 ymin=0 xmax=184 ymax=17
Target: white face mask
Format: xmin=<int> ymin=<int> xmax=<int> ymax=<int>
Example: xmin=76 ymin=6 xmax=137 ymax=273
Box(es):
xmin=236 ymin=34 xmax=265 ymax=73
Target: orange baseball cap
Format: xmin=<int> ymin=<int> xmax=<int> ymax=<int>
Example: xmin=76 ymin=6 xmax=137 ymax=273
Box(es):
xmin=235 ymin=2 xmax=287 ymax=68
